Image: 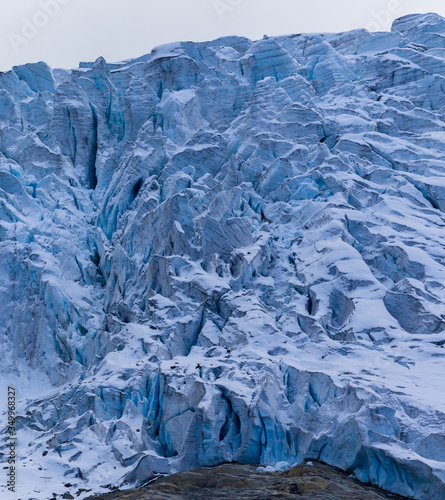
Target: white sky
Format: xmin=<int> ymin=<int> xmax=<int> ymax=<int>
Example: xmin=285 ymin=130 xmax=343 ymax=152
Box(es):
xmin=0 ymin=0 xmax=444 ymax=71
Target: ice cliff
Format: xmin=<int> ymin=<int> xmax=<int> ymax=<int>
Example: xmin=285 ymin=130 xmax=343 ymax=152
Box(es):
xmin=1 ymin=12 xmax=445 ymax=500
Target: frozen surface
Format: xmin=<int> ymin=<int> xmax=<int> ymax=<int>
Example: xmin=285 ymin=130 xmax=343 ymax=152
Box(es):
xmin=1 ymin=13 xmax=445 ymax=500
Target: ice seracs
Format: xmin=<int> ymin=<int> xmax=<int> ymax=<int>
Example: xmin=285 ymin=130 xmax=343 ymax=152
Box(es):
xmin=1 ymin=12 xmax=445 ymax=500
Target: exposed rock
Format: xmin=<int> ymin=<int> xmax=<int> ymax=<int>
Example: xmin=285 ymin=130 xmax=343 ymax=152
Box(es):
xmin=86 ymin=462 xmax=409 ymax=499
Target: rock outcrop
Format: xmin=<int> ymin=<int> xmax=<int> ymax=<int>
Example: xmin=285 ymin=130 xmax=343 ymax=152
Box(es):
xmin=86 ymin=462 xmax=409 ymax=499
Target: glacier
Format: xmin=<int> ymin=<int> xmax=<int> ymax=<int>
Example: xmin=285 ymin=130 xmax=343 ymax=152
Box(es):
xmin=1 ymin=12 xmax=445 ymax=500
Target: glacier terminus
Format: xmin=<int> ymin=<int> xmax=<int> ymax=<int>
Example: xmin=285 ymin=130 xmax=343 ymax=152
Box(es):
xmin=1 ymin=12 xmax=445 ymax=500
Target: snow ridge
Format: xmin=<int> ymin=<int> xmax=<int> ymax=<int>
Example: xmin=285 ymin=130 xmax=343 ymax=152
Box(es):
xmin=1 ymin=13 xmax=445 ymax=500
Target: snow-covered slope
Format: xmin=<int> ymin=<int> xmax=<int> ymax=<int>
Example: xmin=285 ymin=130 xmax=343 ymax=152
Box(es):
xmin=1 ymin=12 xmax=445 ymax=500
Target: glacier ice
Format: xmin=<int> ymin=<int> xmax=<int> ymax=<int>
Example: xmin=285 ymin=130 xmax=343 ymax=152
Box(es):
xmin=1 ymin=12 xmax=445 ymax=500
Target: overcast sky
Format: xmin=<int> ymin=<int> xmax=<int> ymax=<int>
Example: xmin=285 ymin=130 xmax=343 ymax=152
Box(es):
xmin=1 ymin=0 xmax=444 ymax=71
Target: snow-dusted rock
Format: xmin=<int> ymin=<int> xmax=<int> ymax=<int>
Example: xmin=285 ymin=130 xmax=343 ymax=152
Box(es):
xmin=1 ymin=12 xmax=445 ymax=500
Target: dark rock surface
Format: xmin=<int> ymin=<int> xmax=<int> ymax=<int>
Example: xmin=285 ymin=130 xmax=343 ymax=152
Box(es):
xmin=86 ymin=462 xmax=409 ymax=499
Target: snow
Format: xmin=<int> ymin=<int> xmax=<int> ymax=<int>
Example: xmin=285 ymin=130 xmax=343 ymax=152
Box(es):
xmin=1 ymin=11 xmax=445 ymax=500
